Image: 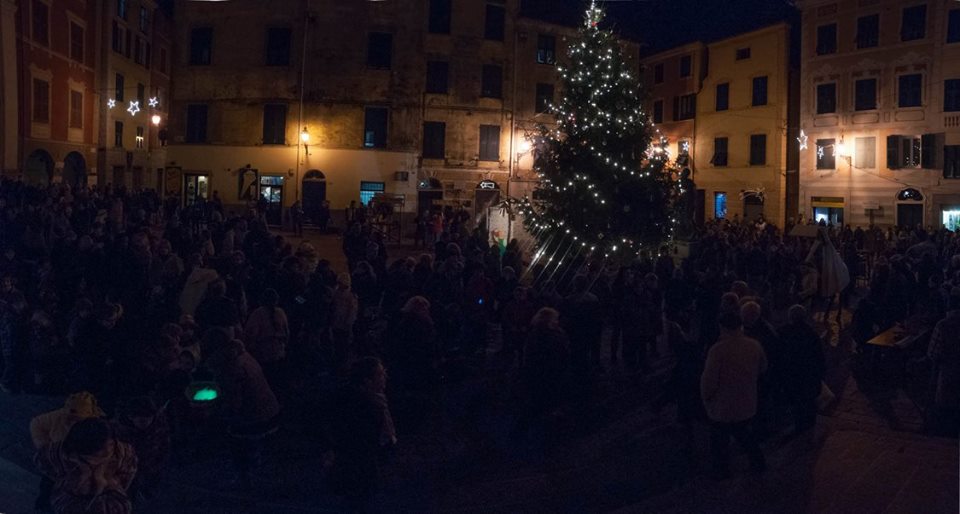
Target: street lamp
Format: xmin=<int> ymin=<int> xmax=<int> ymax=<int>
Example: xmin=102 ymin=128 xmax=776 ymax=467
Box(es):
xmin=151 ymin=114 xmax=161 ymax=126
xmin=300 ymin=127 xmax=310 ymax=144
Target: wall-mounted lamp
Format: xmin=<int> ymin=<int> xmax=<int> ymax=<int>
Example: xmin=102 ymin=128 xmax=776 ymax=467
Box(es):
xmin=300 ymin=128 xmax=310 ymax=144
xmin=151 ymin=114 xmax=162 ymax=126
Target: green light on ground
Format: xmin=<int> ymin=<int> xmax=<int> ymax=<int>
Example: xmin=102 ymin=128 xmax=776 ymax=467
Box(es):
xmin=192 ymin=388 xmax=218 ymax=401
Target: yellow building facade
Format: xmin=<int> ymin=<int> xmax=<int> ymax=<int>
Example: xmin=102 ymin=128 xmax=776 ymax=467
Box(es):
xmin=695 ymin=23 xmax=792 ymax=225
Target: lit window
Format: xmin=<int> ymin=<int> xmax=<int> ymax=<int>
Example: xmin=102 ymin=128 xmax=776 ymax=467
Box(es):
xmin=360 ymin=181 xmax=385 ymax=206
xmin=714 ymin=192 xmax=727 ymax=219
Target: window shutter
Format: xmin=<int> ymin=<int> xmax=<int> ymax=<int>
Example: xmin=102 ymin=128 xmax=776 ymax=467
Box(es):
xmin=672 ymin=96 xmax=679 ymax=121
xmin=887 ymin=135 xmax=901 ymax=169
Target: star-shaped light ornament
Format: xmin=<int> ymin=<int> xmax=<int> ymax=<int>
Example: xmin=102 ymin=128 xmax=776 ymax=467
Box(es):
xmin=107 ymin=99 xmax=117 ymax=109
xmin=127 ymin=100 xmax=141 ymax=116
xmin=797 ymin=129 xmax=808 ymax=151
xmin=148 ymin=97 xmax=159 ymax=108
xmin=817 ymin=145 xmax=825 ymax=159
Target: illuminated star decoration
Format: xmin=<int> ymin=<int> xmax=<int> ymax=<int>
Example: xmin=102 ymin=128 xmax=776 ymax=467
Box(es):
xmin=681 ymin=140 xmax=690 ymax=154
xmin=797 ymin=129 xmax=808 ymax=150
xmin=817 ymin=145 xmax=825 ymax=159
xmin=127 ymin=100 xmax=141 ymax=116
xmin=148 ymin=97 xmax=159 ymax=108
xmin=107 ymin=98 xmax=116 ymax=109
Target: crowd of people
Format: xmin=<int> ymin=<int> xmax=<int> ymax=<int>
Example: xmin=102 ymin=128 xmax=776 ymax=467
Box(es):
xmin=0 ymin=177 xmax=957 ymax=513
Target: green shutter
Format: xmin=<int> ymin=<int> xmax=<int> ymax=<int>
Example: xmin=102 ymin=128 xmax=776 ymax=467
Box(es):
xmin=887 ymin=135 xmax=900 ymax=169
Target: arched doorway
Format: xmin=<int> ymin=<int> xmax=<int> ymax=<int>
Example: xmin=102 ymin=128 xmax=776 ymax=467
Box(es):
xmin=62 ymin=152 xmax=87 ymax=188
xmin=475 ymin=179 xmax=501 ymax=235
xmin=302 ymin=169 xmax=327 ymax=227
xmin=24 ymin=149 xmax=54 ymax=186
xmin=896 ymin=188 xmax=924 ymax=228
xmin=743 ymin=193 xmax=764 ymax=222
xmin=417 ymin=177 xmax=443 ymax=218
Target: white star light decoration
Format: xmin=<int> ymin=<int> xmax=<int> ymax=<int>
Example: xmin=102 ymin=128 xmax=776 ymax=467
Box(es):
xmin=107 ymin=99 xmax=116 ymax=109
xmin=797 ymin=129 xmax=808 ymax=150
xmin=127 ymin=100 xmax=141 ymax=116
xmin=817 ymin=145 xmax=825 ymax=159
xmin=148 ymin=97 xmax=159 ymax=108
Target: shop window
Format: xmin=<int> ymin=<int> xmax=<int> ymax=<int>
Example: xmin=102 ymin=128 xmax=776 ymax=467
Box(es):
xmin=714 ymin=192 xmax=727 ymax=219
xmin=816 ymin=23 xmax=837 ymax=55
xmin=816 ymin=83 xmax=836 ymax=114
xmin=901 ymin=4 xmax=926 ymax=42
xmin=857 ymin=14 xmax=879 ymax=48
xmin=360 ymin=181 xmax=385 ymax=206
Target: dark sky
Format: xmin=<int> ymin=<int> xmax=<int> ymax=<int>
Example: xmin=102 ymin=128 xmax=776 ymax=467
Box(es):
xmin=521 ymin=0 xmax=799 ymax=55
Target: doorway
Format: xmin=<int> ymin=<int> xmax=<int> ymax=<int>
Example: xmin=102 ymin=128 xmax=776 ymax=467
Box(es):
xmin=259 ymin=175 xmax=284 ymax=226
xmin=184 ymin=174 xmax=209 ymax=206
xmin=896 ymin=204 xmax=923 ymax=229
xmin=302 ymin=169 xmax=327 ymax=225
xmin=743 ymin=194 xmax=764 ymax=222
xmin=25 ymin=149 xmax=54 ymax=185
xmin=112 ymin=166 xmax=126 ymax=188
xmin=62 ymin=152 xmax=87 ymax=188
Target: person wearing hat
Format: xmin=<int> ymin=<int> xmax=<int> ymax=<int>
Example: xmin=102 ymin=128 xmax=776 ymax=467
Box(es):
xmin=30 ymin=392 xmax=105 ymax=511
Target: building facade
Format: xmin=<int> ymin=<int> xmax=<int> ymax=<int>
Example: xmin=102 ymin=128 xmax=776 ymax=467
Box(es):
xmin=98 ymin=0 xmax=171 ymax=190
xmin=695 ymin=23 xmax=793 ymax=225
xmin=15 ymin=0 xmax=100 ymax=186
xmin=1 ymin=0 xmax=18 ymax=175
xmin=797 ymin=0 xmax=960 ymax=229
xmin=165 ymin=0 xmax=637 ymax=232
xmin=641 ymin=41 xmax=706 ymax=217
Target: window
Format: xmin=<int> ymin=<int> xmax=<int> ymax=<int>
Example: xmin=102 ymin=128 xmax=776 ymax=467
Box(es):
xmin=945 ymin=79 xmax=960 ymax=112
xmin=265 ymin=28 xmax=291 ymax=66
xmin=898 ymin=74 xmax=922 ymax=107
xmin=114 ymin=121 xmax=123 ymax=147
xmin=117 ymin=0 xmax=126 ymax=19
xmin=484 ymin=3 xmax=505 ymax=41
xmin=711 ymin=137 xmax=728 ymax=167
xmin=752 ymin=76 xmax=768 ymax=106
xmin=422 ymin=121 xmax=446 ymax=159
xmin=125 ymin=30 xmax=132 ymax=59
xmin=716 ymin=83 xmax=729 ymax=111
xmin=901 ymin=5 xmax=926 ymax=41
xmin=32 ymin=0 xmax=48 ymax=46
xmin=428 ymin=0 xmax=451 ymax=34
xmin=363 ymin=107 xmax=388 ymax=148
xmin=137 ymin=83 xmax=145 ymax=105
xmin=70 ymin=22 xmax=84 ymax=63
xmin=949 ymin=9 xmax=960 ymax=43
xmin=367 ymin=32 xmax=392 ymax=69
xmin=134 ymin=37 xmax=143 ymax=65
xmin=426 ymin=61 xmax=449 ymax=94
xmin=652 ymin=100 xmax=663 ymax=124
xmin=186 ymin=104 xmax=208 ymax=143
xmin=674 ymin=94 xmax=696 ymax=121
xmin=136 ymin=126 xmax=144 ymax=149
xmin=679 ymin=55 xmax=691 ymax=78
xmin=481 ymin=64 xmax=503 ymax=98
xmin=144 ymin=42 xmax=151 ymax=69
xmin=32 ymin=79 xmax=49 ymax=122
xmin=714 ymin=192 xmax=727 ymax=219
xmin=892 ymin=135 xmax=921 ymax=168
xmin=159 ymin=48 xmax=167 ymax=74
xmin=360 ymin=181 xmax=385 ymax=206
xmin=115 ymin=74 xmax=124 ymax=101
xmin=854 ymin=137 xmax=876 ymax=168
xmin=537 ymin=34 xmax=556 ymax=64
xmin=139 ymin=7 xmax=149 ymax=31
xmin=857 ymin=14 xmax=879 ymax=48
xmin=654 ymin=63 xmax=663 ymax=84
xmin=817 ymin=139 xmax=836 ymax=169
xmin=855 ymin=78 xmax=877 ymax=111
xmin=750 ymin=134 xmax=767 ymax=165
xmin=677 ymin=140 xmax=690 ymax=166
xmin=735 ymin=47 xmax=751 ymax=60
xmin=816 ymin=83 xmax=836 ymax=114
xmin=69 ymin=91 xmax=82 ymax=128
xmin=262 ymin=104 xmax=287 ymax=145
xmin=944 ymin=145 xmax=960 ymax=179
xmin=535 ymin=83 xmax=554 ymax=114
xmin=479 ymin=125 xmax=500 ymax=161
xmin=190 ymin=28 xmax=212 ymax=65
xmin=816 ymin=24 xmax=837 ymax=55
xmin=112 ymin=22 xmax=123 ymax=53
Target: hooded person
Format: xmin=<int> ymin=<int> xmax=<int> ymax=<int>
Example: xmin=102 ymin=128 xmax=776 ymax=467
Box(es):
xmin=177 ymin=254 xmax=219 ymax=317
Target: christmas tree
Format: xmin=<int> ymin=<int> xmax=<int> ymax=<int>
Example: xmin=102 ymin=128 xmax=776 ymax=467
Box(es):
xmin=521 ymin=1 xmax=678 ymax=267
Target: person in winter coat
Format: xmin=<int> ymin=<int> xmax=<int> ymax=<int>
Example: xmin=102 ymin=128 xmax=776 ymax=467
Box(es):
xmin=741 ymin=301 xmax=783 ymax=439
xmin=34 ymin=418 xmax=138 ymax=514
xmin=243 ymin=288 xmax=289 ymax=388
xmin=331 ymin=272 xmax=359 ymax=371
xmin=112 ymin=397 xmax=170 ymax=500
xmin=560 ymin=274 xmax=603 ymax=372
xmin=779 ymin=305 xmax=826 ymax=434
xmin=386 ymin=296 xmax=438 ymax=392
xmin=518 ymin=308 xmax=570 ymax=433
xmin=205 ymin=331 xmax=281 ymax=489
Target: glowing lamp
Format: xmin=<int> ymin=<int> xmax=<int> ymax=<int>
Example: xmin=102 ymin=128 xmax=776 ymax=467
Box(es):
xmin=518 ymin=139 xmax=532 ymax=154
xmin=151 ymin=114 xmax=162 ymax=126
xmin=300 ymin=128 xmax=310 ymax=143
xmin=186 ymin=381 xmax=220 ymax=403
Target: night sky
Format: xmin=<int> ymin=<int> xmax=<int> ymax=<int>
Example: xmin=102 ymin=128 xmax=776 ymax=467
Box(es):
xmin=521 ymin=0 xmax=800 ymax=54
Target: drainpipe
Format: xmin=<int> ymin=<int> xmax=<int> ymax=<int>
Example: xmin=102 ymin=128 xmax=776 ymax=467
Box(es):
xmin=507 ymin=14 xmax=519 ymax=243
